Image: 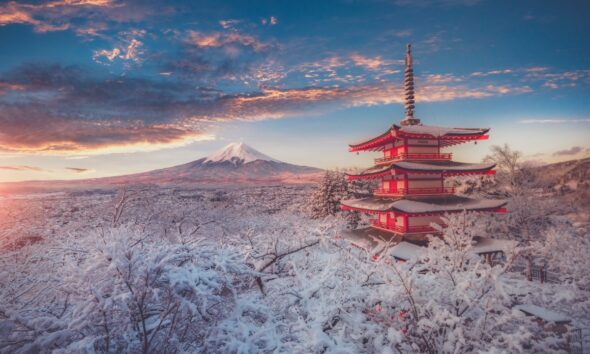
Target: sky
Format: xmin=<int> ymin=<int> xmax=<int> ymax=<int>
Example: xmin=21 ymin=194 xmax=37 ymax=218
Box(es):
xmin=0 ymin=0 xmax=589 ymax=182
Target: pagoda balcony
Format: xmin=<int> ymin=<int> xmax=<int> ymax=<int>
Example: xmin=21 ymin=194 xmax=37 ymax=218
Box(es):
xmin=374 ymin=153 xmax=452 ymax=165
xmin=370 ymin=220 xmax=439 ymax=234
xmin=373 ymin=187 xmax=455 ymax=197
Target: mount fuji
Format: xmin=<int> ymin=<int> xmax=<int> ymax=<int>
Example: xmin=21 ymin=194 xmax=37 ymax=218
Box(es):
xmin=118 ymin=142 xmax=323 ymax=185
xmin=2 ymin=143 xmax=323 ymax=192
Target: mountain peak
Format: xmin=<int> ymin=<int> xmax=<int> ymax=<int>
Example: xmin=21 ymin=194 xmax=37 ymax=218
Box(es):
xmin=204 ymin=142 xmax=280 ymax=165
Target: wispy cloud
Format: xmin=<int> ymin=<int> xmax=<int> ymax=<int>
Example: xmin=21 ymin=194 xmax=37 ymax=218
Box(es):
xmin=65 ymin=167 xmax=94 ymax=173
xmin=553 ymin=146 xmax=583 ymax=156
xmin=187 ymin=30 xmax=270 ymax=52
xmin=0 ymin=165 xmax=45 ymax=172
xmin=261 ymin=16 xmax=278 ymax=26
xmin=520 ymin=119 xmax=590 ymax=124
xmin=219 ymin=19 xmax=241 ymax=29
xmin=0 ymin=0 xmax=153 ymax=36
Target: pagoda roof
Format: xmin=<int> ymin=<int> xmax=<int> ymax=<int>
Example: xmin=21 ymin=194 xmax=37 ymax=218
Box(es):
xmin=471 ymin=236 xmax=517 ymax=255
xmin=339 ymin=227 xmax=402 ymax=253
xmin=349 ymin=124 xmax=490 ymax=152
xmin=341 ymin=196 xmax=507 ymax=215
xmin=346 ymin=161 xmax=496 ymax=179
xmin=387 ymin=236 xmax=516 ymax=261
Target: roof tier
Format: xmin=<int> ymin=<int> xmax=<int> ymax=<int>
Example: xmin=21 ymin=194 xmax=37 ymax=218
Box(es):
xmin=346 ymin=160 xmax=496 ymax=180
xmin=341 ymin=195 xmax=507 ymax=215
xmin=349 ymin=124 xmax=490 ymax=152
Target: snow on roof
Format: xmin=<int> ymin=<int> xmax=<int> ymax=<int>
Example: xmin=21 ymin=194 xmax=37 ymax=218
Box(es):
xmin=471 ymin=236 xmax=517 ymax=254
xmin=341 ymin=196 xmax=507 ymax=213
xmin=349 ymin=124 xmax=490 ymax=150
xmin=347 ymin=161 xmax=495 ymax=178
xmin=393 ymin=161 xmax=495 ymax=172
xmin=341 ymin=197 xmax=399 ymax=212
xmin=204 ymin=142 xmax=280 ymax=164
xmin=515 ymin=304 xmax=571 ymax=323
xmin=389 ymin=241 xmax=426 ymax=261
xmin=392 ymin=197 xmax=506 ymax=214
xmin=396 ymin=124 xmax=489 ymax=137
xmin=340 ymin=227 xmax=401 ymax=252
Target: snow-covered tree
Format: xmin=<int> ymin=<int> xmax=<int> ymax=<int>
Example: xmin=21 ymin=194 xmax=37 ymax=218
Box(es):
xmin=308 ymin=170 xmax=349 ymax=218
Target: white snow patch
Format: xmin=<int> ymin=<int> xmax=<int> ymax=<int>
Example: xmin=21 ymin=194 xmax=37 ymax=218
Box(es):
xmin=204 ymin=142 xmax=280 ymax=164
xmin=515 ymin=304 xmax=571 ymax=323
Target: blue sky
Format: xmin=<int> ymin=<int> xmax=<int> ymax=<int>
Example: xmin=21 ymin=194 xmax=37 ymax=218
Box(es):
xmin=0 ymin=0 xmax=588 ymax=181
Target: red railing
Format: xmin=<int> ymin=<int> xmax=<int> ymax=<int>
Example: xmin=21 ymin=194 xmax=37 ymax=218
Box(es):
xmin=374 ymin=153 xmax=452 ymax=165
xmin=373 ymin=187 xmax=455 ymax=196
xmin=370 ymin=220 xmax=439 ymax=234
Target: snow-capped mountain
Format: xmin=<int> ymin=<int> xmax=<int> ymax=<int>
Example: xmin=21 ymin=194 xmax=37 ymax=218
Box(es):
xmin=125 ymin=142 xmax=322 ymax=185
xmin=203 ymin=142 xmax=280 ymax=165
xmin=2 ymin=143 xmax=323 ymax=192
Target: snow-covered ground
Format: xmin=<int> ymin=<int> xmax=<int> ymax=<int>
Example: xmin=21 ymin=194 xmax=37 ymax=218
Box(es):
xmin=0 ymin=184 xmax=588 ymax=353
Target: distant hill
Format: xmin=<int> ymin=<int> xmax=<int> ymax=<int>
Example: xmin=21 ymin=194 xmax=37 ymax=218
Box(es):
xmin=535 ymin=157 xmax=590 ymax=192
xmin=1 ymin=143 xmax=324 ymax=193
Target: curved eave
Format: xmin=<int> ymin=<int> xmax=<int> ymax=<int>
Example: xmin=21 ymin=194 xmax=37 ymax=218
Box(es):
xmin=348 ymin=129 xmax=393 ymax=152
xmin=393 ymin=124 xmax=490 ymax=147
xmin=341 ymin=197 xmax=507 ymax=215
xmin=345 ymin=163 xmax=497 ymax=181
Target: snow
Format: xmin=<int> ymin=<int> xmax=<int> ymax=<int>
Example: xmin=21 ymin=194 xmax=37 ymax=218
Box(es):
xmin=348 ymin=161 xmax=495 ymax=177
xmin=393 ymin=161 xmax=495 ymax=172
xmin=388 ymin=241 xmax=426 ymax=261
xmin=204 ymin=142 xmax=280 ymax=164
xmin=397 ymin=124 xmax=489 ymax=137
xmin=391 ymin=197 xmax=506 ymax=213
xmin=515 ymin=304 xmax=571 ymax=323
xmin=471 ymin=236 xmax=517 ymax=254
xmin=342 ymin=196 xmax=506 ymax=213
xmin=341 ymin=197 xmax=399 ymax=211
xmin=340 ymin=227 xmax=400 ymax=252
xmin=348 ymin=124 xmax=489 ymax=148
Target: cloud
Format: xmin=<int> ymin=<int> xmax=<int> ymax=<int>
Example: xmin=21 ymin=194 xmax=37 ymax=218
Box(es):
xmin=0 ymin=165 xmax=45 ymax=172
xmin=470 ymin=69 xmax=513 ymax=77
xmin=93 ymin=37 xmax=144 ymax=65
xmin=219 ymin=19 xmax=241 ymax=29
xmin=393 ymin=30 xmax=412 ymax=38
xmin=93 ymin=48 xmax=121 ymax=62
xmin=0 ymin=62 xmax=535 ymax=155
xmin=553 ymin=146 xmax=583 ymax=156
xmin=0 ymin=0 xmax=153 ymax=35
xmin=186 ymin=30 xmax=270 ymax=52
xmin=65 ymin=167 xmax=94 ymax=173
xmin=261 ymin=16 xmax=278 ymax=26
xmin=350 ymin=54 xmax=393 ymax=71
xmin=520 ymin=119 xmax=590 ymax=124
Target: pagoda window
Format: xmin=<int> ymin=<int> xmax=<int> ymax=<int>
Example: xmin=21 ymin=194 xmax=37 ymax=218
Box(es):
xmin=408 ymin=179 xmax=442 ymax=189
xmin=411 ymin=215 xmax=443 ymax=226
xmin=407 ymin=145 xmax=439 ymax=154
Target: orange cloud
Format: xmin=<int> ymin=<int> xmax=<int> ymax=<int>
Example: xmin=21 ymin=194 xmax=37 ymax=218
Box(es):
xmin=0 ymin=0 xmax=141 ymax=34
xmin=350 ymin=53 xmax=388 ymax=70
xmin=187 ymin=30 xmax=269 ymax=52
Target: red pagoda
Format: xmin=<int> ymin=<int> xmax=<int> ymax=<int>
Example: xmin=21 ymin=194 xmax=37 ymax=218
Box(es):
xmin=341 ymin=44 xmax=507 ymax=244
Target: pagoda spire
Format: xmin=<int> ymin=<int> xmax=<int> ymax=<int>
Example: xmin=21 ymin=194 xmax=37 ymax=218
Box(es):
xmin=400 ymin=44 xmax=421 ymax=126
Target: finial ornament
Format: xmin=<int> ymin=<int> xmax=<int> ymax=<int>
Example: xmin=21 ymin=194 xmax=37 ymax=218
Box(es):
xmin=400 ymin=43 xmax=421 ymax=126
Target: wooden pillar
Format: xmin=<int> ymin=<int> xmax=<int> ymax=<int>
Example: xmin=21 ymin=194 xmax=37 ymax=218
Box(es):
xmin=403 ymin=214 xmax=409 ymax=233
xmin=404 ymin=174 xmax=408 ymax=193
